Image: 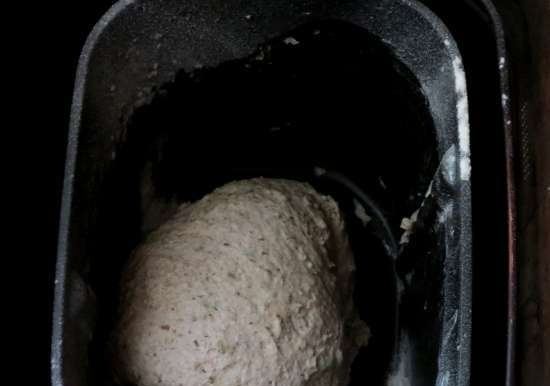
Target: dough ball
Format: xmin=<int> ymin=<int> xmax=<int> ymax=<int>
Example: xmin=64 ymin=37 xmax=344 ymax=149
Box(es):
xmin=112 ymin=178 xmax=368 ymax=386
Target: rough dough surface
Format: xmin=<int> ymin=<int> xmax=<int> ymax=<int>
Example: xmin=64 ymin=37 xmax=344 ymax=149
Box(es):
xmin=112 ymin=178 xmax=368 ymax=386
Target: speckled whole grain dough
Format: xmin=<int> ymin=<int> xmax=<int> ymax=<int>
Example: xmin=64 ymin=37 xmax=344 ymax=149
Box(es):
xmin=113 ymin=178 xmax=368 ymax=386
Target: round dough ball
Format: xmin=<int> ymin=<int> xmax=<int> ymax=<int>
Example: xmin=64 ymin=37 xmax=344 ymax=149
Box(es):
xmin=112 ymin=178 xmax=368 ymax=386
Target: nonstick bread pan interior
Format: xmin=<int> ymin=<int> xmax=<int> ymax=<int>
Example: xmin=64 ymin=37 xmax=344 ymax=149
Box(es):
xmin=52 ymin=1 xmax=472 ymax=385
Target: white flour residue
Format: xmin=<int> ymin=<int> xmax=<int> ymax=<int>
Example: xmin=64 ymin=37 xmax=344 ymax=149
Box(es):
xmin=353 ymin=198 xmax=372 ymax=226
xmin=399 ymin=209 xmax=419 ymax=245
xmin=51 ymin=337 xmax=63 ymax=372
xmin=51 ymin=357 xmax=60 ymax=371
xmin=502 ymin=93 xmax=509 ymax=108
xmin=452 ymin=56 xmax=471 ymax=181
xmin=398 ymin=145 xmax=457 ymax=245
xmin=499 ymin=56 xmax=506 ymax=70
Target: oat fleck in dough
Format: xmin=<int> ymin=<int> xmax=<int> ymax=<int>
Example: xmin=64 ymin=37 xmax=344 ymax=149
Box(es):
xmin=113 ymin=178 xmax=369 ymax=386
